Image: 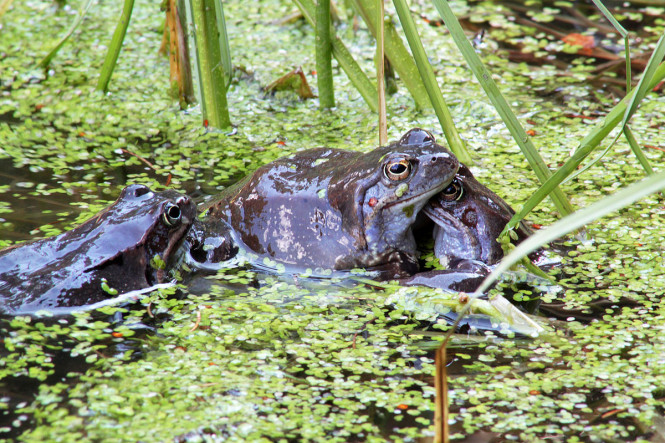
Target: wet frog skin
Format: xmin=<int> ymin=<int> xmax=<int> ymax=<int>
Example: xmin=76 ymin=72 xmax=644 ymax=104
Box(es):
xmin=0 ymin=184 xmax=196 ymax=314
xmin=403 ymin=163 xmax=534 ymax=290
xmin=199 ymin=129 xmax=459 ymax=279
xmin=425 ymin=163 xmax=533 ymax=268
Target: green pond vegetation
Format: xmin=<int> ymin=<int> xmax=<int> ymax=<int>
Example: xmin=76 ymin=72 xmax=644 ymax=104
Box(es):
xmin=1 ymin=0 xmax=665 ymax=441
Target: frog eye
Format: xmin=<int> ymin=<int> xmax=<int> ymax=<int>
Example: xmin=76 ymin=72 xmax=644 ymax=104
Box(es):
xmin=441 ymin=178 xmax=464 ymax=201
xmin=384 ymin=159 xmax=412 ymax=181
xmin=162 ymin=202 xmax=182 ymax=227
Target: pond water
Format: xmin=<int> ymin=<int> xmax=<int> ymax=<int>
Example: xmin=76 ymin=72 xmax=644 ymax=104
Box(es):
xmin=1 ymin=0 xmax=665 ymax=441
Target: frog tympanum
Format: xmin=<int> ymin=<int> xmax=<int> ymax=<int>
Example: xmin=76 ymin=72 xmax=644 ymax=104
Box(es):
xmin=192 ymin=129 xmax=459 ymax=279
xmin=0 ymin=184 xmax=195 ymax=314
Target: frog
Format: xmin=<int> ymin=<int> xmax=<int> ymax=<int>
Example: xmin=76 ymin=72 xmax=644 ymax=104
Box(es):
xmin=0 ymin=184 xmax=196 ymax=315
xmin=404 ymin=163 xmax=536 ymax=290
xmin=425 ymin=162 xmax=533 ymax=268
xmin=194 ymin=128 xmax=459 ymax=279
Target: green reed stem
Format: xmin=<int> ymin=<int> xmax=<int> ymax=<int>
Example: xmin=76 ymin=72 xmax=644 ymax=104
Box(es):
xmin=376 ymin=0 xmax=387 ymax=144
xmin=316 ymin=0 xmax=335 ymax=108
xmin=392 ymin=0 xmax=471 ymax=164
xmin=293 ymin=0 xmax=378 ymax=112
xmin=96 ymin=0 xmax=135 ymax=93
xmin=190 ymin=0 xmax=231 ymax=129
xmin=213 ymin=0 xmax=232 ymax=91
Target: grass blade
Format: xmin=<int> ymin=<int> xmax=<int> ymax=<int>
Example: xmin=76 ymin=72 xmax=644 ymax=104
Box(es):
xmin=503 ymin=60 xmax=665 ymax=233
xmin=621 ymin=33 xmax=665 ymax=129
xmin=432 ymin=0 xmax=574 ymax=217
xmin=38 ymin=0 xmax=95 ymax=69
xmin=96 ymin=0 xmax=135 ymax=93
xmin=590 ymin=0 xmax=631 ymax=93
xmin=292 ymin=0 xmax=378 ymax=112
xmin=392 ymin=0 xmax=472 ymax=163
xmin=624 ymin=126 xmax=655 ymax=175
xmin=316 ymin=0 xmax=335 ymax=108
xmin=482 ymin=172 xmax=665 ymax=294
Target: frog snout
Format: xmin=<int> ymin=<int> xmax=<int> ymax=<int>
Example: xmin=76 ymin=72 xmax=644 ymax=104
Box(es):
xmin=426 ymin=152 xmax=459 ymax=174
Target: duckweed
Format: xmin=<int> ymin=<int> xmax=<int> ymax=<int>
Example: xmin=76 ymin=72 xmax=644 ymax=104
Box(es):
xmin=1 ymin=0 xmax=665 ymax=441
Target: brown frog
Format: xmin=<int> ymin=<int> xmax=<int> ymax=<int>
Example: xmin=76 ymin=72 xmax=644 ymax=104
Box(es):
xmin=192 ymin=129 xmax=459 ymax=279
xmin=0 ymin=184 xmax=196 ymax=314
xmin=405 ymin=163 xmax=535 ymax=291
xmin=425 ymin=163 xmax=533 ymax=267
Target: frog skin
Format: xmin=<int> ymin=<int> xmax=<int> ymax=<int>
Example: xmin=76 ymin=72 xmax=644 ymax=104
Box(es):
xmin=425 ymin=163 xmax=533 ymax=268
xmin=403 ymin=163 xmax=535 ymax=290
xmin=186 ymin=217 xmax=239 ymax=271
xmin=195 ymin=129 xmax=459 ymax=279
xmin=0 ymin=184 xmax=196 ymax=314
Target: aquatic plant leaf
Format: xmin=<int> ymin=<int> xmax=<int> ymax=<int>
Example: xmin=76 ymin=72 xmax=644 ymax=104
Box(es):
xmin=37 ymin=0 xmax=95 ymax=69
xmin=385 ymin=288 xmax=545 ymax=337
xmin=431 ymin=0 xmax=574 ymax=218
xmin=561 ymin=33 xmax=595 ymax=56
xmin=264 ymin=67 xmax=315 ymax=99
xmin=481 ymin=171 xmax=665 ymax=294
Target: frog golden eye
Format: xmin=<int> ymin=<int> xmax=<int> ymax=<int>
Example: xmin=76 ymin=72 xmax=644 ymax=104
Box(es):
xmin=384 ymin=159 xmax=411 ymax=181
xmin=441 ymin=179 xmax=463 ymax=201
xmin=163 ymin=203 xmax=182 ymax=227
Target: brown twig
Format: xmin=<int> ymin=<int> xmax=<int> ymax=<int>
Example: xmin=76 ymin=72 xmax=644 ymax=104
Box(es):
xmin=119 ymin=148 xmax=157 ymax=170
xmin=352 ymin=316 xmax=377 ymax=349
xmin=190 ymin=308 xmax=202 ymax=332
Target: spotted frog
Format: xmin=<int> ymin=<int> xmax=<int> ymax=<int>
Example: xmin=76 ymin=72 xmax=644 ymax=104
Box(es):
xmin=405 ymin=163 xmax=535 ymax=290
xmin=193 ymin=129 xmax=459 ymax=279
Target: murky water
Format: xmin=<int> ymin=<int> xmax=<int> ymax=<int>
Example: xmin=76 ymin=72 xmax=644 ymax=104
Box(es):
xmin=2 ymin=0 xmax=665 ymax=440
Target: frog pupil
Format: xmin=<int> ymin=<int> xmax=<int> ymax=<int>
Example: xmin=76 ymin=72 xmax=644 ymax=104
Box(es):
xmin=163 ymin=204 xmax=182 ymax=226
xmin=442 ymin=179 xmax=463 ymax=200
xmin=385 ymin=160 xmax=411 ymax=180
xmin=443 ymin=183 xmax=456 ymax=195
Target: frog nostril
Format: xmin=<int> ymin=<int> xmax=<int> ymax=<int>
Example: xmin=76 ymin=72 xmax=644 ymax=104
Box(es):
xmin=429 ymin=155 xmax=448 ymax=165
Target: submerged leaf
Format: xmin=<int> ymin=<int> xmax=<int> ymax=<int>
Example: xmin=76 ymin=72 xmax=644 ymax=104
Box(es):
xmin=264 ymin=67 xmax=315 ymax=99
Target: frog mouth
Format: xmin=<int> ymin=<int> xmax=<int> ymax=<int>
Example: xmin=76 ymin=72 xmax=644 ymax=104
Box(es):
xmin=151 ymin=216 xmax=193 ymax=284
xmin=383 ymin=183 xmax=447 ymax=210
xmin=423 ymin=205 xmax=482 ymax=261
